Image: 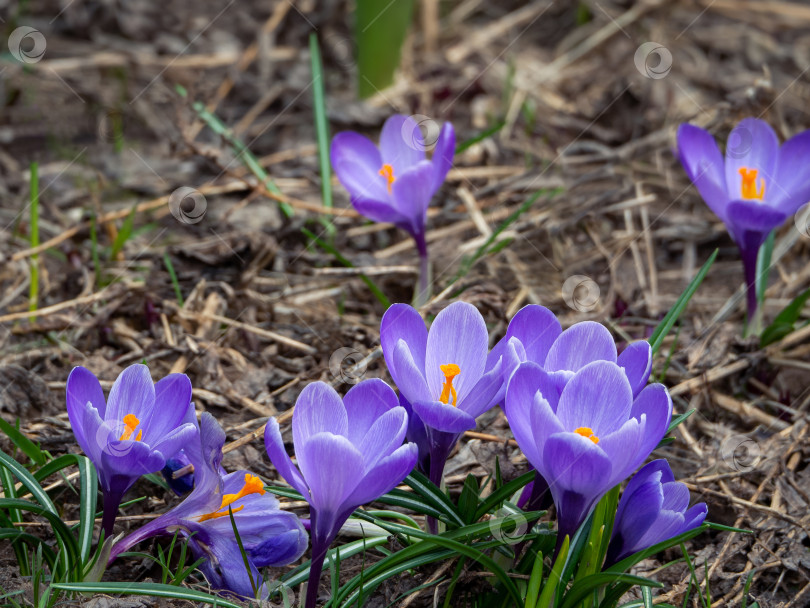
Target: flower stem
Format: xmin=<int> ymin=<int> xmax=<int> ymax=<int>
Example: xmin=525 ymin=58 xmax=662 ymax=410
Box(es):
xmin=413 ymin=233 xmax=431 ymax=307
xmin=742 ymin=247 xmax=762 ymax=336
xmin=426 ymin=445 xmax=447 ymax=535
xmin=101 ymin=489 xmax=123 ymax=540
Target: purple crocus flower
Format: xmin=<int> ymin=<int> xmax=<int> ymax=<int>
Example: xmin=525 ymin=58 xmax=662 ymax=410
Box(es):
xmin=330 ymin=114 xmax=455 ymax=304
xmin=606 ymin=459 xmax=707 ymax=566
xmin=66 ymin=364 xmax=198 ymax=537
xmin=264 ymin=379 xmax=417 ymax=608
xmin=504 ymin=360 xmax=672 ymax=550
xmin=110 ymin=413 xmax=307 ymax=599
xmin=380 ymin=302 xmax=505 ymax=490
xmin=677 ymin=118 xmax=810 ymax=327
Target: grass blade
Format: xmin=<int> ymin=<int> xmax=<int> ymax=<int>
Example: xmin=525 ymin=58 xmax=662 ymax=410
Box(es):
xmin=28 ymin=162 xmax=39 ymax=320
xmin=309 ymin=34 xmax=334 ymax=232
xmin=77 ymin=456 xmax=98 ymax=563
xmin=51 ymin=582 xmax=243 ymax=607
xmin=356 ymin=0 xmax=415 ymax=98
xmin=648 ymin=249 xmax=717 ymax=355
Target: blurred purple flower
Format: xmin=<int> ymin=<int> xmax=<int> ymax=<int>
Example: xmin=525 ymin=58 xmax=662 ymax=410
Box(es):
xmin=380 ymin=302 xmax=506 ymax=489
xmin=677 ymin=118 xmax=810 ymax=325
xmin=606 ymin=459 xmax=707 ymax=566
xmin=504 ymin=360 xmax=672 ymax=550
xmin=66 ymin=364 xmax=198 ymax=537
xmin=331 ymin=115 xmax=455 ymax=303
xmin=110 ymin=413 xmax=307 ymax=599
xmin=264 ymin=379 xmax=417 ymax=608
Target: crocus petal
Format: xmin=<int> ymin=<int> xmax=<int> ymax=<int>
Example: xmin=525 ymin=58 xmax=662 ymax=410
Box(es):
xmin=99 ymin=439 xmax=165 ymax=481
xmin=597 ymin=417 xmax=644 ymax=488
xmin=682 ymin=503 xmax=708 ymax=530
xmin=726 ymin=200 xmax=788 ymax=242
xmin=430 ymin=122 xmax=455 ymax=195
xmin=411 ymin=400 xmax=477 ymax=433
xmin=457 ymin=357 xmax=503 ymax=419
xmin=629 ymin=383 xmax=673 ymax=457
xmin=425 ymin=301 xmax=488 ymax=403
xmin=331 ymin=132 xmax=389 ymax=202
xmin=355 ymin=406 xmax=408 ymax=471
xmin=350 ymin=196 xmax=407 ymax=226
xmin=391 ymin=160 xmax=435 ymax=236
xmin=66 ymin=366 xmax=107 ymax=419
xmin=661 ymin=481 xmax=691 ymax=512
xmin=380 ymin=304 xmax=428 ymax=380
xmin=555 ymin=361 xmax=633 ymax=437
xmin=391 ymin=339 xmax=432 ymax=404
xmin=297 ymin=432 xmax=364 ymax=516
xmin=105 ymin=364 xmax=156 ymax=427
xmin=66 ymin=370 xmax=106 ymax=463
xmin=617 ymin=341 xmax=653 ymax=397
xmin=724 ymin=118 xmax=779 ymax=201
xmin=293 ymin=382 xmax=349 ymax=454
xmin=504 ymin=363 xmax=559 ymax=468
xmin=188 ymin=528 xmax=268 ymax=599
xmin=142 ymin=374 xmax=193 ymax=446
xmin=676 ymin=124 xmax=729 ymax=222
xmin=263 ymin=418 xmax=310 ymax=499
xmin=349 ymin=443 xmax=418 ymax=506
xmin=634 ymin=510 xmax=688 ymax=553
xmin=617 ymin=460 xmax=670 ymax=524
xmin=543 ymin=432 xmax=612 ymax=499
xmin=504 ymin=304 xmax=562 ymax=366
xmin=343 ymin=378 xmax=400 ymax=447
xmin=771 ymin=129 xmax=810 ymax=213
xmin=149 ymin=423 xmax=200 ymax=468
xmin=544 ymin=322 xmax=617 ymax=373
xmin=380 ymin=115 xmax=426 ymax=175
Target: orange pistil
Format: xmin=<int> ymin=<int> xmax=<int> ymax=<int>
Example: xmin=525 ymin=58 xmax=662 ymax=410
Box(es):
xmin=574 ymin=427 xmax=599 ymax=444
xmin=379 ymin=163 xmax=396 ymax=193
xmin=739 ymin=167 xmax=765 ymax=200
xmin=119 ymin=414 xmax=142 ymax=441
xmin=438 ymin=364 xmax=460 ymax=407
xmin=198 ymin=474 xmax=266 ymax=523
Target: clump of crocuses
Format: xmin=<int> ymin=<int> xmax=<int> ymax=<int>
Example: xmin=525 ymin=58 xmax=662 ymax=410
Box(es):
xmin=331 ymin=114 xmax=455 ymax=305
xmin=606 ymin=459 xmax=707 ymax=566
xmin=66 ymin=364 xmax=198 ymax=537
xmin=110 ymin=413 xmax=307 ymax=598
xmin=677 ymin=118 xmax=810 ymax=332
xmin=504 ymin=359 xmax=672 ymax=549
xmin=264 ymin=379 xmax=417 ymax=608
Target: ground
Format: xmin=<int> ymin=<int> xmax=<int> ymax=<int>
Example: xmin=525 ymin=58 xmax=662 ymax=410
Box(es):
xmin=1 ymin=0 xmax=810 ymax=606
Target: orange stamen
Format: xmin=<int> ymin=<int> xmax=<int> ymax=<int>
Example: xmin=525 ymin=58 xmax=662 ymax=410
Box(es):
xmin=574 ymin=427 xmax=599 ymax=444
xmin=438 ymin=364 xmax=460 ymax=406
xmin=379 ymin=163 xmax=396 ymax=193
xmin=739 ymin=167 xmax=765 ymax=200
xmin=119 ymin=414 xmax=142 ymax=441
xmin=198 ymin=474 xmax=266 ymax=523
